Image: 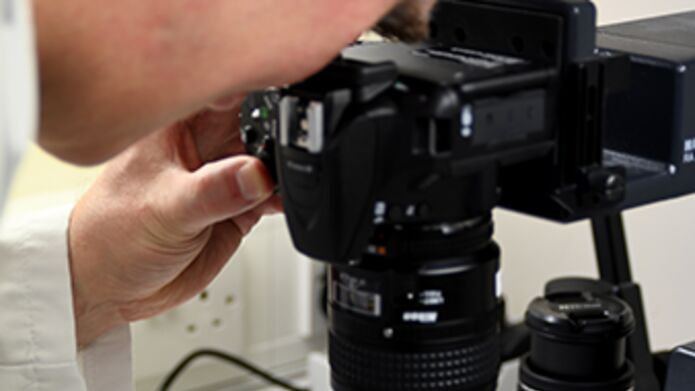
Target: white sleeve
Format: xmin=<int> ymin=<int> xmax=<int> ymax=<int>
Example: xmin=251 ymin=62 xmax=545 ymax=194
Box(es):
xmin=78 ymin=325 xmax=134 ymax=391
xmin=0 ymin=0 xmax=39 ymax=211
xmin=0 ymin=205 xmax=134 ymax=391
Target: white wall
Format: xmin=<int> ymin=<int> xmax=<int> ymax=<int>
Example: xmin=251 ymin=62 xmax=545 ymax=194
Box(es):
xmin=594 ymin=0 xmax=695 ymax=24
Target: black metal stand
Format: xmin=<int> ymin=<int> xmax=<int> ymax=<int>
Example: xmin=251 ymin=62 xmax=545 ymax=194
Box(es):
xmin=591 ymin=213 xmax=662 ymax=391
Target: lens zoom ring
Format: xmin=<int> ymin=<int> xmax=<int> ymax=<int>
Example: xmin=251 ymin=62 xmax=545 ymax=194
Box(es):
xmin=330 ymin=333 xmax=500 ymax=390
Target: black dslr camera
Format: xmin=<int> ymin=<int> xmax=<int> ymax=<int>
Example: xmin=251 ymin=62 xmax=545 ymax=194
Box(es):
xmin=241 ymin=0 xmax=695 ymax=390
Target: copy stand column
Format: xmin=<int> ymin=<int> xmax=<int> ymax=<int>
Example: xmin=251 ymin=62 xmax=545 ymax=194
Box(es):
xmin=591 ymin=213 xmax=661 ymax=391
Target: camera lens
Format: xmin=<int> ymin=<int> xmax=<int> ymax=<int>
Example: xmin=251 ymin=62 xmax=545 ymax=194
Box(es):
xmin=519 ymin=287 xmax=635 ymax=391
xmin=328 ymin=216 xmax=501 ymax=391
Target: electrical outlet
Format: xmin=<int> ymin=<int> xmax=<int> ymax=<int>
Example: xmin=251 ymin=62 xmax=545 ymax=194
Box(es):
xmin=132 ymin=216 xmax=326 ymax=390
xmin=132 ymin=245 xmax=246 ymax=386
xmin=238 ymin=216 xmax=326 ymax=357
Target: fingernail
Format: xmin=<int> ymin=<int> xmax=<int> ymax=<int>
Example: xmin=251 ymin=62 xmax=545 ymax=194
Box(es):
xmin=236 ymin=161 xmax=271 ymax=201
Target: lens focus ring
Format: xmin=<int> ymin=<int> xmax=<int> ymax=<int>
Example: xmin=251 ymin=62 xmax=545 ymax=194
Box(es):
xmin=329 ymin=332 xmax=500 ymax=391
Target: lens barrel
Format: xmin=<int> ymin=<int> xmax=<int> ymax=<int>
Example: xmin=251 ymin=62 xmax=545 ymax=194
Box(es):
xmin=328 ymin=217 xmax=502 ymax=391
xmin=519 ymin=284 xmax=635 ymax=391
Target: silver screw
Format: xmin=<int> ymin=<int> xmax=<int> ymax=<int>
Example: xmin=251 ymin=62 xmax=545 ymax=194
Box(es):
xmin=461 ymin=127 xmax=473 ymax=139
xmin=669 ymin=165 xmax=678 ymax=175
xmin=678 ymin=65 xmax=688 ymax=74
xmin=383 ymin=328 xmax=394 ymax=339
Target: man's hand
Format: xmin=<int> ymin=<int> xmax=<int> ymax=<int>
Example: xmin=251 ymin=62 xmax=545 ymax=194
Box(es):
xmin=33 ymin=0 xmax=405 ymax=164
xmin=67 ymin=103 xmax=279 ymax=347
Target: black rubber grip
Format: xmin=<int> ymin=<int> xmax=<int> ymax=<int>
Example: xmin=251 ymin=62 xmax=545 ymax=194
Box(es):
xmin=329 ymin=333 xmax=500 ymax=391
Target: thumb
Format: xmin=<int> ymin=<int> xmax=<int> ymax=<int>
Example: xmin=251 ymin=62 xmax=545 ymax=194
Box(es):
xmin=169 ymin=156 xmax=274 ymax=233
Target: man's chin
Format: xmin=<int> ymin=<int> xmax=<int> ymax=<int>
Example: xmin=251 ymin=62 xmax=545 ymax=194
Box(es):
xmin=39 ymin=134 xmax=126 ymax=166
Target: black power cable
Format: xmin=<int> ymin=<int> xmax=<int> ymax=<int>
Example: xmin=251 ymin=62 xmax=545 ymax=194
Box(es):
xmin=158 ymin=349 xmax=310 ymax=391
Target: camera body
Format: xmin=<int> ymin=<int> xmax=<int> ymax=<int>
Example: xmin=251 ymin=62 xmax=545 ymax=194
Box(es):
xmin=243 ymin=0 xmax=695 ymax=263
xmin=244 ymin=0 xmax=633 ymax=263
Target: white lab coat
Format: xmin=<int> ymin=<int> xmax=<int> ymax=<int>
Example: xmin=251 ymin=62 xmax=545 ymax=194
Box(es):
xmin=1 ymin=0 xmax=133 ymax=390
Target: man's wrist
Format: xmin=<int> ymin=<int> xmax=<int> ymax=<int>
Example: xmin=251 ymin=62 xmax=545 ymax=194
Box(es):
xmin=72 ymin=294 xmax=124 ymax=349
xmin=68 ymin=210 xmax=125 ymax=349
